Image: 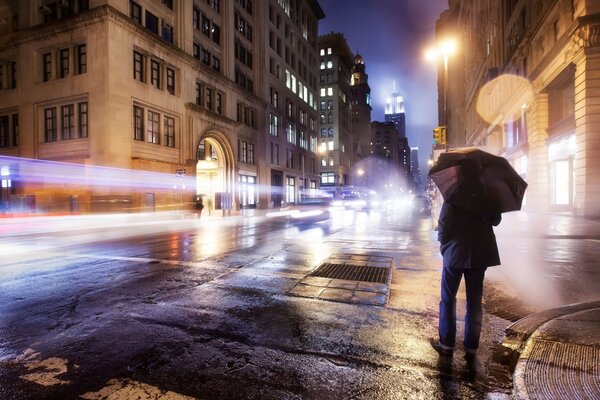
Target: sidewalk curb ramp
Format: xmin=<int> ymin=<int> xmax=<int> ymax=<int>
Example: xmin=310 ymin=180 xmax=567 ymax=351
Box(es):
xmin=501 ymin=301 xmax=600 ymax=400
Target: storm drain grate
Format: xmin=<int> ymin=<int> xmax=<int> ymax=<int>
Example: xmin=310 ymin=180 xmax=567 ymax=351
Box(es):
xmin=309 ymin=262 xmax=389 ymax=284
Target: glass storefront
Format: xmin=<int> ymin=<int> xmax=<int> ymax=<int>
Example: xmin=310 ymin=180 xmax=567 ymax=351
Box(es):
xmin=548 ymin=134 xmax=576 ymax=211
xmin=239 ymin=175 xmax=256 ymax=208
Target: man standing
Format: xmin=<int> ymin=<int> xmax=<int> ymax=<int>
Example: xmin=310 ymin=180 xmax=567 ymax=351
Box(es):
xmin=430 ymin=160 xmax=502 ymax=361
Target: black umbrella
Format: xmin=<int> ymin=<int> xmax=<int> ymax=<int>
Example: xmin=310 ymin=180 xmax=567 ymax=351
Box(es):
xmin=428 ymin=148 xmax=527 ymax=216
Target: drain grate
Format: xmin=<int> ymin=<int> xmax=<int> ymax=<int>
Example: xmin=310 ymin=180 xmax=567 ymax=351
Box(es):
xmin=309 ymin=262 xmax=389 ymax=284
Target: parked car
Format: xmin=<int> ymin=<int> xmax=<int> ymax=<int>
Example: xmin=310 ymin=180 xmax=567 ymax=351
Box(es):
xmin=412 ymin=195 xmax=432 ymax=215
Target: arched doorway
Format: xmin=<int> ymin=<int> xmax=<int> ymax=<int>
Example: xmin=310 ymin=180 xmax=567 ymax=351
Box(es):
xmin=196 ymin=131 xmax=235 ymax=214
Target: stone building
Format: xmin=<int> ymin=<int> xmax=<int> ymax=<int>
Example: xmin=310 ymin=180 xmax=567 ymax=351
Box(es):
xmin=0 ymin=0 xmax=324 ymax=213
xmin=317 ymin=32 xmax=352 ymax=191
xmin=437 ymin=0 xmax=600 ymax=217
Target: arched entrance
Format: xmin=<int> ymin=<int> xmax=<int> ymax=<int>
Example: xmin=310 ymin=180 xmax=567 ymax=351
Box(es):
xmin=196 ymin=131 xmax=235 ymax=214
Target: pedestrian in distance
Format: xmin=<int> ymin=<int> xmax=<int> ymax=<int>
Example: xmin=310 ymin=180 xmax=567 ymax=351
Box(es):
xmin=430 ymin=158 xmax=502 ymax=362
xmin=195 ymin=196 xmax=204 ymax=218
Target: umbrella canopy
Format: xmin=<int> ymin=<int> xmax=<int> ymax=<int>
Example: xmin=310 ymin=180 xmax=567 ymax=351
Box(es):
xmin=428 ymin=148 xmax=527 ymax=216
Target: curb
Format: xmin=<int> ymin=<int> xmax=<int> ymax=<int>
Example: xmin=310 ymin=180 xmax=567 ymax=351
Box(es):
xmin=502 ymin=301 xmax=600 ymax=400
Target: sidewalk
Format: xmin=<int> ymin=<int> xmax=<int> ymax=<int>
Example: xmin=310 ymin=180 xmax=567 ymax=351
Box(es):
xmin=503 ymin=301 xmax=600 ymax=399
xmin=496 ymin=212 xmax=600 ymax=399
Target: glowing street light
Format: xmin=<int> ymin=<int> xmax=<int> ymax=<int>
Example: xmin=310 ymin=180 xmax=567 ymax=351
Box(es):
xmin=425 ymin=38 xmax=457 ymax=150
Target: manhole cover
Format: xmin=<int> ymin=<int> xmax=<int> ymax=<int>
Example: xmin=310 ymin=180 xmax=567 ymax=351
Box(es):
xmin=288 ymin=254 xmax=393 ymax=306
xmin=309 ymin=262 xmax=389 ymax=284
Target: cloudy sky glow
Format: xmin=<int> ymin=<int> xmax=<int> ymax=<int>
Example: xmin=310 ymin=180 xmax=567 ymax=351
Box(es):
xmin=318 ymin=0 xmax=449 ymax=175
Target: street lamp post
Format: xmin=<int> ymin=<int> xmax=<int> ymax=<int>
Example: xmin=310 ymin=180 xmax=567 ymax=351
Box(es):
xmin=425 ymin=38 xmax=457 ymax=151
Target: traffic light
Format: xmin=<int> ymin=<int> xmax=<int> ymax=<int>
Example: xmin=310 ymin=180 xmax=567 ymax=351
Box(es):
xmin=433 ymin=126 xmax=447 ymax=145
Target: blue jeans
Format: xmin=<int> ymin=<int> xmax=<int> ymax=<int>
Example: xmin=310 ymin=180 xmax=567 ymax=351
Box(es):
xmin=439 ymin=267 xmax=486 ymax=353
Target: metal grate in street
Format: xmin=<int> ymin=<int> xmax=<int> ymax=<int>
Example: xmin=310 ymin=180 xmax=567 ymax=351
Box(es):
xmin=309 ymin=262 xmax=389 ymax=284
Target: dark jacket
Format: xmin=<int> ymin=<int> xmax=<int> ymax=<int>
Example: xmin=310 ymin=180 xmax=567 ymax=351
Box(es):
xmin=438 ymin=202 xmax=501 ymax=270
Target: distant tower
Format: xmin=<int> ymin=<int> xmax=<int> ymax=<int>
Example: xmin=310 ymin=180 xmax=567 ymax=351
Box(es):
xmin=385 ymin=81 xmax=406 ymax=138
xmin=383 ymin=81 xmax=410 ymax=185
xmin=349 ymin=52 xmax=372 ymax=161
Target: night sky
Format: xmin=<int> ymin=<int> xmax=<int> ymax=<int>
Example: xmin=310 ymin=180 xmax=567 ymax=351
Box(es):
xmin=318 ymin=0 xmax=449 ymax=176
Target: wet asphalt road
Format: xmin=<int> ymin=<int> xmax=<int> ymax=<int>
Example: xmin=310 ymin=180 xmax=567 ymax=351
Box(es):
xmin=1 ymin=208 xmax=596 ymax=399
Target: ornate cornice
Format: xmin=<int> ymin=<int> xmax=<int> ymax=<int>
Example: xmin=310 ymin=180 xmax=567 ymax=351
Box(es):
xmin=185 ymin=103 xmax=241 ymax=128
xmin=573 ymin=20 xmax=600 ymax=49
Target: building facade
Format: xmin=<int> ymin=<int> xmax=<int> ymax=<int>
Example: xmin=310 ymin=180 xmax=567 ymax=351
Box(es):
xmin=317 ymin=32 xmax=353 ymax=191
xmin=437 ymin=0 xmax=600 ymax=217
xmin=0 ymin=0 xmax=324 ymax=214
xmin=349 ymin=52 xmax=372 ymax=161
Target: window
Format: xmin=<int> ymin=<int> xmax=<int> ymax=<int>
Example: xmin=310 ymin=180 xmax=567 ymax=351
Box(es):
xmin=286 ymin=149 xmax=293 ymax=168
xmin=193 ymin=7 xmax=200 ymax=30
xmin=269 ymin=113 xmax=279 ymax=136
xmin=207 ymin=0 xmax=220 ymax=13
xmin=320 ymin=128 xmax=326 ymax=138
xmin=78 ymin=102 xmax=88 ymax=138
xmin=206 ymin=87 xmax=213 ymax=110
xmin=162 ymin=21 xmax=173 ymax=43
xmin=162 ymin=0 xmax=173 ymax=10
xmin=235 ymin=12 xmax=253 ymax=41
xmin=12 ymin=113 xmax=18 ymax=146
xmin=287 ymin=123 xmax=295 ymax=144
xmin=133 ymin=105 xmax=144 ymax=141
xmin=320 ymin=156 xmax=326 ymax=167
xmin=195 ymin=82 xmax=202 ymax=105
xmin=216 ymin=92 xmax=223 ymax=114
xmin=270 ymin=88 xmax=279 ymax=107
xmin=59 ymin=48 xmax=69 ymax=78
xmin=328 ymin=127 xmax=334 ymax=137
xmin=202 ymin=14 xmax=210 ymax=36
xmin=164 ymin=116 xmax=175 ymax=147
xmin=271 ymin=142 xmax=279 ymax=164
xmin=166 ymin=67 xmax=175 ymax=94
xmin=147 ymin=111 xmax=160 ymax=144
xmin=202 ymin=49 xmax=211 ymax=65
xmin=145 ymin=10 xmax=159 ymax=34
xmin=44 ymin=107 xmax=57 ymax=142
xmin=321 ymin=172 xmax=334 ymax=185
xmin=0 ymin=116 xmax=8 ymax=147
xmin=150 ymin=59 xmax=161 ymax=88
xmin=76 ymin=44 xmax=86 ymax=74
xmin=61 ymin=105 xmax=74 ymax=140
xmin=130 ymin=1 xmax=142 ymax=23
xmin=286 ymin=176 xmax=295 ymax=203
xmin=212 ymin=24 xmax=220 ymax=44
xmin=43 ymin=53 xmax=52 ymax=82
xmin=5 ymin=62 xmax=14 ymax=88
xmin=212 ymin=56 xmax=220 ymax=72
xmin=248 ymin=143 xmax=255 ymax=164
xmin=133 ymin=51 xmax=145 ymax=82
xmin=193 ymin=43 xmax=201 ymax=59
xmin=240 ymin=140 xmax=248 ymax=163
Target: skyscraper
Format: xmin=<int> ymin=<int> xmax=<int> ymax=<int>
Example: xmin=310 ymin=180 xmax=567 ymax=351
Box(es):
xmin=349 ymin=52 xmax=372 ymax=162
xmin=317 ymin=32 xmax=353 ymax=191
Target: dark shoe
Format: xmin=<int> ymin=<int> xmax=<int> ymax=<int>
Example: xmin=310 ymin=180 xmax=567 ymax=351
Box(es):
xmin=464 ymin=351 xmax=476 ymax=362
xmin=430 ymin=338 xmax=453 ymax=356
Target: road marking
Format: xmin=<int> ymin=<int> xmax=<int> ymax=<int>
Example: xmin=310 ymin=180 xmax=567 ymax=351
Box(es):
xmin=15 ymin=348 xmax=70 ymax=386
xmin=80 ymin=378 xmax=197 ymax=399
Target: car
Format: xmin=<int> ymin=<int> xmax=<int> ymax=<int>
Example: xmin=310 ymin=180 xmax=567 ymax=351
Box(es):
xmin=266 ymin=197 xmax=331 ymax=223
xmin=412 ymin=195 xmax=432 ymax=215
